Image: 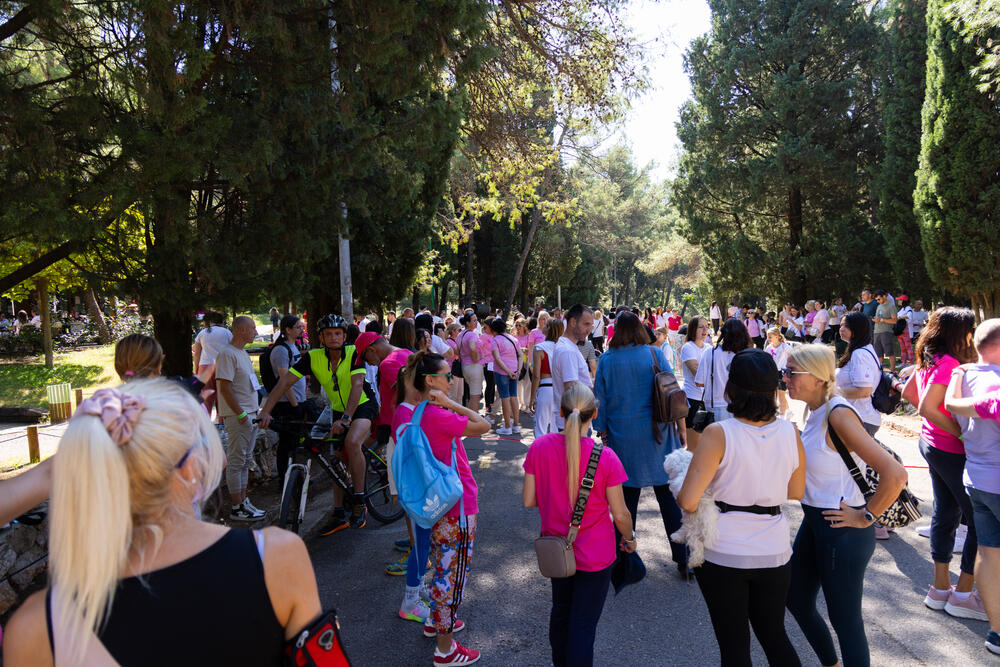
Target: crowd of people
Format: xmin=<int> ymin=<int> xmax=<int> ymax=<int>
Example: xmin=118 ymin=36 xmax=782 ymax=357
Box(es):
xmin=2 ymin=293 xmax=999 ymax=666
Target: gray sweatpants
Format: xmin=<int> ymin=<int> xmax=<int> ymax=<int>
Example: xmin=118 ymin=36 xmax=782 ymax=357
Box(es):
xmin=223 ymin=413 xmax=258 ymax=497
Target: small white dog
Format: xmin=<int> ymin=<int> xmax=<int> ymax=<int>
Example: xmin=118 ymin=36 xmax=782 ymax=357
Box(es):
xmin=663 ymin=448 xmax=718 ymax=568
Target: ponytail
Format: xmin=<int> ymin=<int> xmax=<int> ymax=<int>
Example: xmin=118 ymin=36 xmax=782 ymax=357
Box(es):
xmin=50 ymin=379 xmax=223 ymax=656
xmin=559 ymin=382 xmax=597 ymax=505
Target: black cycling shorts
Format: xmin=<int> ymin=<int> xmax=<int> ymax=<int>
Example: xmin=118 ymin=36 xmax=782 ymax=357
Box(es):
xmin=333 ymin=398 xmax=378 ymax=426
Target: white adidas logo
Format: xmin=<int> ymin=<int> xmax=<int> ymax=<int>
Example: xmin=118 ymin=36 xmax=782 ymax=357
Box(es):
xmin=423 ymin=494 xmax=443 ymax=514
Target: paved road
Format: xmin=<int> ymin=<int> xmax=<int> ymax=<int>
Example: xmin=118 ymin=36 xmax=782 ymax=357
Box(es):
xmin=304 ymin=408 xmax=1000 ymax=667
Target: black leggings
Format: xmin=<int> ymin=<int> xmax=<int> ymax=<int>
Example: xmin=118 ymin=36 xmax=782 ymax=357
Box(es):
xmin=695 ymin=560 xmax=800 ymax=667
xmin=620 ymin=484 xmax=687 ymax=565
xmin=484 ymin=368 xmax=496 ymax=409
xmin=786 ymin=505 xmax=875 ymax=667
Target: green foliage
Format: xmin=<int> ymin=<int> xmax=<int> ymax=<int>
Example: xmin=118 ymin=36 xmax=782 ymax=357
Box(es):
xmin=672 ymin=0 xmax=890 ymax=305
xmin=946 ymin=0 xmax=1000 ymax=100
xmin=914 ymin=0 xmax=1000 ymax=315
xmin=0 ymin=344 xmax=119 ymax=408
xmin=878 ymin=0 xmax=935 ymax=299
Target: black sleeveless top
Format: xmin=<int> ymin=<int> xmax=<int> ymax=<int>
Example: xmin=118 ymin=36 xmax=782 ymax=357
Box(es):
xmin=47 ymin=529 xmax=285 ymax=666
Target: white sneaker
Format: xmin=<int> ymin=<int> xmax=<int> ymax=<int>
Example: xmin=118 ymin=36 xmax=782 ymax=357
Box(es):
xmin=496 ymin=426 xmax=511 ymax=436
xmin=399 ymin=598 xmax=430 ymax=622
xmin=954 ymin=523 xmax=968 ymax=553
xmin=916 ymin=524 xmax=931 ymax=538
xmin=242 ymin=498 xmax=266 ymax=519
xmin=509 ymin=426 xmax=521 ymax=437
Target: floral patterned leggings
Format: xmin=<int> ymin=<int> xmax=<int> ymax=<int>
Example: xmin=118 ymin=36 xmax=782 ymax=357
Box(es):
xmin=429 ymin=514 xmax=477 ymax=635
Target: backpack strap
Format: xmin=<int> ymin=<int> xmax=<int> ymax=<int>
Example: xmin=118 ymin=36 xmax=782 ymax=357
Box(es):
xmin=826 ymin=404 xmax=873 ymax=497
xmin=649 ymin=347 xmax=663 ymax=444
xmin=567 ymin=442 xmax=604 ymax=544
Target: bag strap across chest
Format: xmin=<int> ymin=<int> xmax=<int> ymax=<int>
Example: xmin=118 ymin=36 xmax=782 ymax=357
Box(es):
xmin=567 ymin=441 xmax=604 ymax=543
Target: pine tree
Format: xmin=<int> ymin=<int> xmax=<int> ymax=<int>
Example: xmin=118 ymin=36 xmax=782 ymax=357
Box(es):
xmin=878 ymin=0 xmax=934 ymax=299
xmin=673 ymin=0 xmax=890 ymax=305
xmin=914 ymin=0 xmax=1000 ymax=318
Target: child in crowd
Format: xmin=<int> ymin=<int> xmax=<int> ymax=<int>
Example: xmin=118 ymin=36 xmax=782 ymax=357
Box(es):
xmin=765 ymin=328 xmax=790 ymax=416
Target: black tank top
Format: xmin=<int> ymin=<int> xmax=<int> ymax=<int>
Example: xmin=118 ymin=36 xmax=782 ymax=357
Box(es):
xmin=47 ymin=529 xmax=285 ymax=666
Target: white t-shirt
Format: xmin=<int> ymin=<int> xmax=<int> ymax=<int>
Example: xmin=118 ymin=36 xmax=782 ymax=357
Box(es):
xmin=909 ymin=309 xmax=928 ymax=337
xmin=896 ymin=305 xmax=913 ymax=338
xmin=550 ymin=336 xmax=593 ymax=428
xmin=710 ymin=305 xmax=722 ymax=320
xmin=787 ymin=316 xmax=805 ymax=338
xmin=693 ymin=346 xmax=735 ymax=412
xmin=766 ymin=342 xmax=789 ymax=370
xmin=835 ymin=344 xmax=881 ymax=428
xmin=195 ymin=326 xmax=233 ymax=365
xmin=680 ymin=341 xmax=707 ymax=399
xmin=429 ymin=334 xmax=451 ymax=357
xmin=829 ymin=304 xmax=847 ymax=326
xmin=811 ymin=309 xmax=829 ymax=335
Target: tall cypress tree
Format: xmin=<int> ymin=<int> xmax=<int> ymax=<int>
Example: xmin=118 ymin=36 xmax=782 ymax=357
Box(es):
xmin=878 ymin=0 xmax=934 ymax=299
xmin=672 ymin=0 xmax=889 ymax=304
xmin=914 ymin=0 xmax=1000 ymax=317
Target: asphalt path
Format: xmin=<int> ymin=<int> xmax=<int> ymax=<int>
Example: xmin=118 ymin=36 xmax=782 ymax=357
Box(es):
xmin=304 ymin=408 xmax=1000 ymax=667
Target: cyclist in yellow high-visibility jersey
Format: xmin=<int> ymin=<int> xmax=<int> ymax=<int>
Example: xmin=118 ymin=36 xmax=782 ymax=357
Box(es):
xmin=261 ymin=314 xmax=378 ymax=531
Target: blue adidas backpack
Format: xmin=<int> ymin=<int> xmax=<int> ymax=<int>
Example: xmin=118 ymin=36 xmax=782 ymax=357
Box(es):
xmin=391 ymin=401 xmax=464 ymax=529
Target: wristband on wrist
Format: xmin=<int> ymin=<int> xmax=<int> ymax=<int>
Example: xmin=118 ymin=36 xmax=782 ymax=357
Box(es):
xmin=238 ymin=411 xmax=248 ymax=419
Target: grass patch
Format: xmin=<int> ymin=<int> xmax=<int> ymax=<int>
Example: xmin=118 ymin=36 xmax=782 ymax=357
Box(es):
xmin=0 ymin=345 xmax=119 ymax=408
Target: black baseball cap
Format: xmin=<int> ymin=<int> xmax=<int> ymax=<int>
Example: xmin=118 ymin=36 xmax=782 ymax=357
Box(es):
xmin=728 ymin=348 xmax=779 ymax=393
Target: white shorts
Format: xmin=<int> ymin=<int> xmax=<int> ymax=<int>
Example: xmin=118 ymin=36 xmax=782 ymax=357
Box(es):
xmin=463 ymin=363 xmax=485 ymax=395
xmin=386 ymin=436 xmax=397 ymax=496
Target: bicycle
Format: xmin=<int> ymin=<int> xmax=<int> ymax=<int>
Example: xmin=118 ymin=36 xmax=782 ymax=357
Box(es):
xmin=258 ymin=418 xmax=404 ymax=534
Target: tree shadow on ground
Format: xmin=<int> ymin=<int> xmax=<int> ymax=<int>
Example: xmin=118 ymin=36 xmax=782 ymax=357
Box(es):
xmin=0 ymin=362 xmax=107 ymax=408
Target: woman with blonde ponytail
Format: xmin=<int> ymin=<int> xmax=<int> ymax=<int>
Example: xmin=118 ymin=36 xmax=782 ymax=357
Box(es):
xmin=783 ymin=344 xmax=907 ymax=667
xmin=4 ymin=379 xmax=322 ymax=667
xmin=523 ymin=382 xmax=635 ymax=667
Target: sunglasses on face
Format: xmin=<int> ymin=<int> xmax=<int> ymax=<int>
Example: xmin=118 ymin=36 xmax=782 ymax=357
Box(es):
xmin=780 ymin=368 xmax=811 ymax=378
xmin=425 ymin=372 xmax=453 ymax=381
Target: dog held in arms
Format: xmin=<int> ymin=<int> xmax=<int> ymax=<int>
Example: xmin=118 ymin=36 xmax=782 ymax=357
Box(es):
xmin=663 ymin=448 xmax=718 ymax=567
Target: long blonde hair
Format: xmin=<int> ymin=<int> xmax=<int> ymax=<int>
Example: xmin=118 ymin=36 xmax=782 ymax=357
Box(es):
xmin=560 ymin=382 xmax=598 ymax=505
xmin=50 ymin=379 xmax=224 ymax=655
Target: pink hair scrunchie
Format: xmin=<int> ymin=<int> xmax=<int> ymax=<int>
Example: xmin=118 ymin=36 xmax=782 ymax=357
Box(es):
xmin=74 ymin=388 xmax=147 ymax=447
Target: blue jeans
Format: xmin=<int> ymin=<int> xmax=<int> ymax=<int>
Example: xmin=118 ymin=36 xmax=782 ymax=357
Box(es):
xmin=494 ymin=372 xmax=517 ymax=399
xmin=969 ymin=486 xmax=1000 ymax=548
xmin=550 ymin=565 xmax=613 ymax=667
xmin=787 ymin=505 xmax=875 ymax=667
xmin=919 ymin=439 xmax=978 ymax=573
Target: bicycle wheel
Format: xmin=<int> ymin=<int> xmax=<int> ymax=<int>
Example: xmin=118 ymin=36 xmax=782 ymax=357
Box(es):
xmin=364 ymin=449 xmax=404 ymax=524
xmin=278 ymin=467 xmax=305 ymax=534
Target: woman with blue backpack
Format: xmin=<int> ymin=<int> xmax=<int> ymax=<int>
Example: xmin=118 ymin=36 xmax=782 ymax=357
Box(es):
xmin=391 ymin=351 xmax=490 ymax=667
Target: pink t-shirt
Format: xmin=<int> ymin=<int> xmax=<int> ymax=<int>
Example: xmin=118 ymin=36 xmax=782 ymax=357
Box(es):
xmin=529 ymin=328 xmax=545 ymax=347
xmin=916 ymin=354 xmax=964 ymax=454
xmin=457 ymin=330 xmax=481 ymax=365
xmin=973 ymin=389 xmax=1000 ymax=422
xmin=378 ymin=348 xmax=411 ymax=427
xmin=491 ymin=333 xmax=520 ymax=374
xmin=523 ymin=434 xmax=628 ymax=572
xmin=392 ymin=403 xmax=478 ymax=518
xmin=516 ymin=333 xmax=530 ymax=352
xmin=667 ymin=315 xmax=682 ymax=331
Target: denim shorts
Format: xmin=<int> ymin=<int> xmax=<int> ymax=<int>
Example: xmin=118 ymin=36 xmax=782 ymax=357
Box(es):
xmin=969 ymin=486 xmax=1000 ymax=548
xmin=494 ymin=372 xmax=518 ymax=399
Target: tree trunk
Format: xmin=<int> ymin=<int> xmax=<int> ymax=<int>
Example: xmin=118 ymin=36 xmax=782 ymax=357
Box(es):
xmin=503 ymin=208 xmax=542 ymax=320
xmin=153 ymin=307 xmax=193 ymax=377
xmin=84 ymin=289 xmax=111 ymax=344
xmin=438 ymin=277 xmax=449 ymax=313
xmin=664 ymin=281 xmax=674 ymax=310
xmin=411 ymin=285 xmax=420 ymax=312
xmin=787 ymin=186 xmax=806 ymax=305
xmin=465 ymin=237 xmax=474 ymax=308
xmin=37 ymin=278 xmax=53 ymax=367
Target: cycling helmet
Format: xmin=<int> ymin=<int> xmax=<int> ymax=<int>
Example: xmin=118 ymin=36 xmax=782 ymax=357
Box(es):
xmin=316 ymin=314 xmax=347 ymax=332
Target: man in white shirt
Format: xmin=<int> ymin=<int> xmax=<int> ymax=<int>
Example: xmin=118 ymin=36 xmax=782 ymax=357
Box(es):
xmin=550 ymin=304 xmax=595 ymax=429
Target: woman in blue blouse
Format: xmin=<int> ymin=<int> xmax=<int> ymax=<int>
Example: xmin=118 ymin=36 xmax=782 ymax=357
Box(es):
xmin=594 ymin=311 xmax=690 ymax=576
